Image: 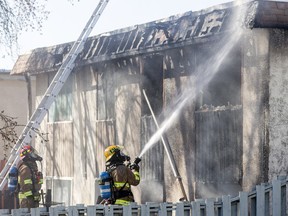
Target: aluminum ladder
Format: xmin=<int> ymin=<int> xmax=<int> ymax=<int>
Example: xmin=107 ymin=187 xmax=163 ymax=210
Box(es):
xmin=0 ymin=0 xmax=110 ymax=191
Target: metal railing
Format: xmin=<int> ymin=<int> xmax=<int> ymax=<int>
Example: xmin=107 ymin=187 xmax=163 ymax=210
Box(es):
xmin=0 ymin=176 xmax=287 ymax=216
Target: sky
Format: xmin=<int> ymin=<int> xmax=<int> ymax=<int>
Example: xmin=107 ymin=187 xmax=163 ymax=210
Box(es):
xmin=1 ymin=0 xmax=232 ymax=70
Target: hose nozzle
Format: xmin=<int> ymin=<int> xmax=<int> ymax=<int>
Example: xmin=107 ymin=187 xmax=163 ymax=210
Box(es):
xmin=129 ymin=156 xmax=141 ymax=171
xmin=133 ymin=156 xmax=141 ymax=165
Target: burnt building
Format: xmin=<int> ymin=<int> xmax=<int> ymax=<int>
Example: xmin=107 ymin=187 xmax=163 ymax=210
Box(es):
xmin=11 ymin=0 xmax=288 ymax=205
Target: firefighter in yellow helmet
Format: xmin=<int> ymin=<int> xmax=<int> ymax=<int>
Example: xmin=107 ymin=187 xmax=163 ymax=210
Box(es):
xmin=18 ymin=145 xmax=43 ymax=209
xmin=103 ymin=145 xmax=140 ymax=205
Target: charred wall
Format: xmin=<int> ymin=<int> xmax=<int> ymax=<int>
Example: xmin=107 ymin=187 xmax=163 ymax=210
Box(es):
xmin=161 ymin=39 xmax=242 ymax=200
xmin=195 ymin=108 xmax=243 ymax=198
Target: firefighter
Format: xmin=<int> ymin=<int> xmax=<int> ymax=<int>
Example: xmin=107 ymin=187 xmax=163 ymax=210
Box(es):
xmin=18 ymin=145 xmax=43 ymax=209
xmin=104 ymin=145 xmax=140 ymax=205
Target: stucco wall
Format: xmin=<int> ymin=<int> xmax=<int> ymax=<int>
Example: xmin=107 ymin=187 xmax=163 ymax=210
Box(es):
xmin=0 ymin=72 xmax=35 ymax=160
xmin=268 ymin=29 xmax=288 ymax=180
xmin=242 ymin=29 xmax=270 ymax=191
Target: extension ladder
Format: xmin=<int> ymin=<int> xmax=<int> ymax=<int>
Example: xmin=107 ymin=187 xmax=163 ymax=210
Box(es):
xmin=0 ymin=0 xmax=110 ymax=191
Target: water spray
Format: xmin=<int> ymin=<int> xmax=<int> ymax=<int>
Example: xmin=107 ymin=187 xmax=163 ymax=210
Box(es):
xmin=142 ymin=89 xmax=188 ymax=201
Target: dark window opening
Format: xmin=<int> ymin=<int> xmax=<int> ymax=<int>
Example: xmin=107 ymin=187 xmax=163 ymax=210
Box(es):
xmin=141 ymin=55 xmax=164 ymax=116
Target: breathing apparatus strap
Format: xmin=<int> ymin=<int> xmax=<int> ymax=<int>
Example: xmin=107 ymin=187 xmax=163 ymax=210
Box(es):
xmin=113 ymin=181 xmax=134 ymax=200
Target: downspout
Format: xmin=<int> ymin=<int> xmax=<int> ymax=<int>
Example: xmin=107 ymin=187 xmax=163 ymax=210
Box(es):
xmin=24 ymin=73 xmax=32 ymax=119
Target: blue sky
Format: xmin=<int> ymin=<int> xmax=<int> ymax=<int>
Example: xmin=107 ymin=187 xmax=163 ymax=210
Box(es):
xmin=1 ymin=0 xmax=231 ymax=69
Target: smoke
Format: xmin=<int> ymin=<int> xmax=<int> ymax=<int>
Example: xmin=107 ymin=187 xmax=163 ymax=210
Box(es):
xmin=140 ymin=180 xmax=164 ymax=202
xmin=139 ymin=1 xmax=248 ymax=157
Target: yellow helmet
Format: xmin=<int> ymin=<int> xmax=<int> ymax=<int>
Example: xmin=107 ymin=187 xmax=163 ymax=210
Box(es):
xmin=104 ymin=145 xmax=122 ymax=161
